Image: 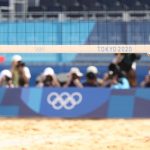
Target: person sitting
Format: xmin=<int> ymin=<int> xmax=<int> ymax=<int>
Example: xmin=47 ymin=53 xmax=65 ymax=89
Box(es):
xmin=11 ymin=55 xmax=31 ymax=87
xmin=109 ymin=71 xmax=130 ymax=89
xmin=36 ymin=67 xmax=60 ymax=87
xmin=83 ymin=66 xmax=102 ymax=87
xmin=141 ymin=69 xmax=150 ymax=87
xmin=113 ymin=53 xmax=141 ymax=87
xmin=64 ymin=67 xmax=83 ymax=88
xmin=0 ymin=69 xmax=14 ymax=88
xmin=103 ymin=63 xmax=130 ymax=89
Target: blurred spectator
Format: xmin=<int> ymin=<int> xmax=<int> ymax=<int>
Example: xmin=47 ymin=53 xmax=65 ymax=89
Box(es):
xmin=35 ymin=75 xmax=44 ymax=87
xmin=110 ymin=71 xmax=130 ymax=89
xmin=141 ymin=69 xmax=150 ymax=87
xmin=11 ymin=55 xmax=31 ymax=87
xmin=83 ymin=66 xmax=103 ymax=87
xmin=64 ymin=67 xmax=83 ymax=88
xmin=103 ymin=63 xmax=130 ymax=89
xmin=36 ymin=67 xmax=60 ymax=87
xmin=0 ymin=69 xmax=14 ymax=88
xmin=56 ymin=73 xmax=68 ymax=87
xmin=113 ymin=53 xmax=141 ymax=87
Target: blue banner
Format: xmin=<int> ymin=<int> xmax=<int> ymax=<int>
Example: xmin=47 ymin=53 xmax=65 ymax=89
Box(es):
xmin=1 ymin=21 xmax=150 ymax=45
xmin=0 ymin=88 xmax=150 ymax=118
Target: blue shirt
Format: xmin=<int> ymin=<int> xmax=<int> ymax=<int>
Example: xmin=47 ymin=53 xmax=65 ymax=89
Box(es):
xmin=111 ymin=77 xmax=130 ymax=89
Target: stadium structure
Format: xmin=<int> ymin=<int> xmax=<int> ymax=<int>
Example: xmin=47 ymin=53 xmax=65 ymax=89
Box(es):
xmin=0 ymin=0 xmax=150 ymax=45
xmin=0 ymin=2 xmax=150 ymax=148
xmin=1 ymin=0 xmax=150 ymax=20
xmin=0 ymin=0 xmax=149 ymax=86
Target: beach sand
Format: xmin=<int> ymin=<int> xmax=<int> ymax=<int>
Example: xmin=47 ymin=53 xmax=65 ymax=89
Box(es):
xmin=0 ymin=118 xmax=150 ymax=150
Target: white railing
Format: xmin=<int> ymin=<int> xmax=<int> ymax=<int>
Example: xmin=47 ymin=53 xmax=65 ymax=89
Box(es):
xmin=0 ymin=10 xmax=150 ymax=22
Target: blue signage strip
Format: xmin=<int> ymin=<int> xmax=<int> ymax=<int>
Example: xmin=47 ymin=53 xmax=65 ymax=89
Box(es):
xmin=0 ymin=88 xmax=150 ymax=118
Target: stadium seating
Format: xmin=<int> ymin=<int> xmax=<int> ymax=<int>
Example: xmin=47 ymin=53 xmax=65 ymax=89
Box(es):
xmin=0 ymin=0 xmax=149 ymax=20
xmin=0 ymin=0 xmax=9 ymax=7
xmin=27 ymin=0 xmax=150 ymax=11
xmin=1 ymin=0 xmax=150 ymax=12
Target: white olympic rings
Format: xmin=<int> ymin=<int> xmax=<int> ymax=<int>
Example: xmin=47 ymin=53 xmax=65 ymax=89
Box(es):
xmin=47 ymin=92 xmax=83 ymax=110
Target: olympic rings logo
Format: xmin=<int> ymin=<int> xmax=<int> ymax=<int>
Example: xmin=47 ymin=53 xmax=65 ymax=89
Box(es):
xmin=47 ymin=92 xmax=83 ymax=110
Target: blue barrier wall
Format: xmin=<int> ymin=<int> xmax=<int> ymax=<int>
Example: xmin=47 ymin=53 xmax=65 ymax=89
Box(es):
xmin=0 ymin=53 xmax=77 ymax=64
xmin=0 ymin=88 xmax=150 ymax=118
xmin=0 ymin=20 xmax=150 ymax=45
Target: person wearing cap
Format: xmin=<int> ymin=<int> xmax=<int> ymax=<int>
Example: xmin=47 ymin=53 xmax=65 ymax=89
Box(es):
xmin=64 ymin=67 xmax=83 ymax=88
xmin=0 ymin=69 xmax=14 ymax=88
xmin=140 ymin=69 xmax=150 ymax=87
xmin=36 ymin=67 xmax=60 ymax=87
xmin=11 ymin=55 xmax=31 ymax=87
xmin=83 ymin=66 xmax=102 ymax=87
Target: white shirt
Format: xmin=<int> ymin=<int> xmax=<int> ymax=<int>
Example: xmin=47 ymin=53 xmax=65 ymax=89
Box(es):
xmin=24 ymin=67 xmax=31 ymax=79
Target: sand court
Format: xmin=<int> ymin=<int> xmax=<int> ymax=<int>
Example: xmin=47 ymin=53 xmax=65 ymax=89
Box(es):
xmin=0 ymin=118 xmax=150 ymax=150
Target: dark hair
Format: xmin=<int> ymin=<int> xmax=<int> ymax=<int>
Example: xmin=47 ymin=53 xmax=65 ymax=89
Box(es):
xmin=109 ymin=63 xmax=120 ymax=72
xmin=5 ymin=76 xmax=12 ymax=82
xmin=16 ymin=61 xmax=25 ymax=68
xmin=72 ymin=73 xmax=79 ymax=80
xmin=108 ymin=63 xmax=125 ymax=78
xmin=43 ymin=75 xmax=53 ymax=87
xmin=86 ymin=72 xmax=97 ymax=80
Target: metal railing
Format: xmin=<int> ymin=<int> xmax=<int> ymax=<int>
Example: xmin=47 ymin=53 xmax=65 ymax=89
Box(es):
xmin=0 ymin=10 xmax=150 ymax=22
